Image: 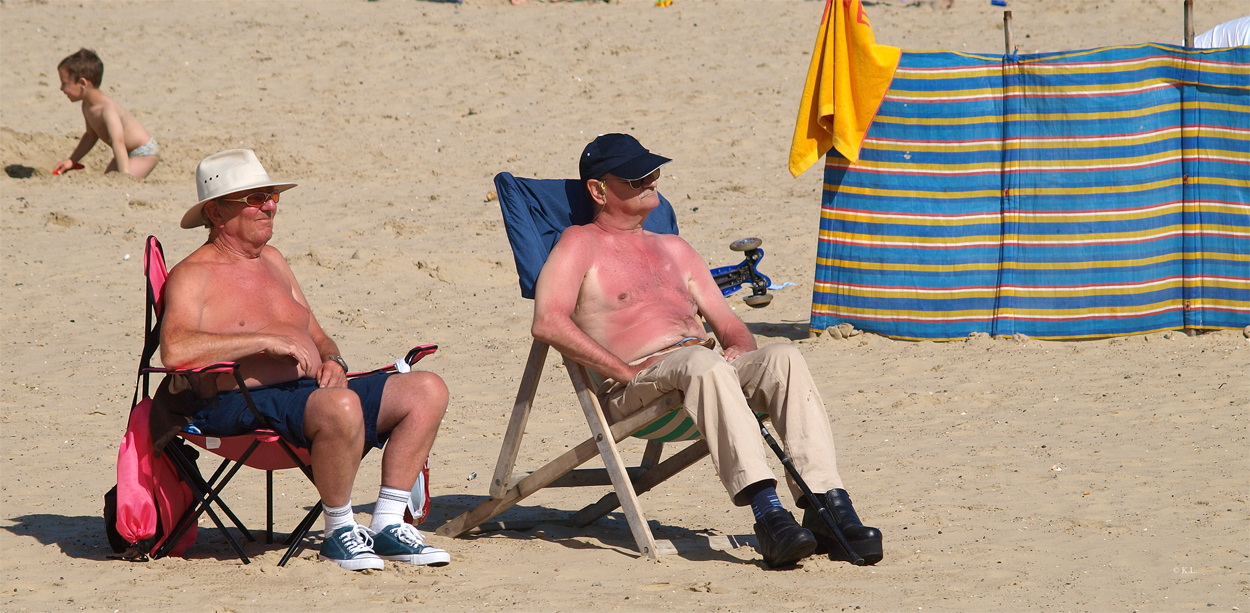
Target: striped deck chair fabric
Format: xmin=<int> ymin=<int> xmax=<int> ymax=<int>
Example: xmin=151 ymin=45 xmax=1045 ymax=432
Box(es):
xmin=811 ymin=44 xmax=1249 ymax=340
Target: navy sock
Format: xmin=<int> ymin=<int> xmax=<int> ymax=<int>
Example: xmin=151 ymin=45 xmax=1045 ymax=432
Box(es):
xmin=749 ymin=486 xmax=783 ymax=522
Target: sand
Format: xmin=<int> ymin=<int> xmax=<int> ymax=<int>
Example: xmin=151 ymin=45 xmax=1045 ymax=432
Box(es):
xmin=2 ymin=0 xmax=1247 ymax=611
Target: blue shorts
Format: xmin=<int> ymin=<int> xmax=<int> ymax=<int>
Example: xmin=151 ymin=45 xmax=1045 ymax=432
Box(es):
xmin=190 ymin=373 xmax=393 ymax=450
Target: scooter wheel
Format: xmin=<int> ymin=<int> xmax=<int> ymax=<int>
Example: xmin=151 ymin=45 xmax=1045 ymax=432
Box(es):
xmin=744 ymin=294 xmax=773 ymax=308
xmin=730 ymin=237 xmax=763 ymax=252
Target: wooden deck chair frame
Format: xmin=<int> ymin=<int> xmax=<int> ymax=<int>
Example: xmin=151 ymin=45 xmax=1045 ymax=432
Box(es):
xmin=437 ymin=174 xmax=719 ymax=559
xmin=436 ymin=339 xmax=711 ymax=559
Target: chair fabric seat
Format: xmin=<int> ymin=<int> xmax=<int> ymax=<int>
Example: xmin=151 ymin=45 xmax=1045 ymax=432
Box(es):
xmin=179 ymin=431 xmax=312 ymax=472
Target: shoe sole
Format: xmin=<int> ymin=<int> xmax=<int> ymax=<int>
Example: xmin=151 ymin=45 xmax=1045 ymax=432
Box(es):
xmin=379 ymin=551 xmax=451 ymax=567
xmin=319 ymin=553 xmax=385 ymax=571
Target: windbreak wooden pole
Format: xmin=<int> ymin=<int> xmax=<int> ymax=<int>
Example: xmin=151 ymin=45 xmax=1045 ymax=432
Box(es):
xmin=1004 ymin=11 xmax=1015 ymax=55
xmin=1184 ymin=0 xmax=1194 ymax=47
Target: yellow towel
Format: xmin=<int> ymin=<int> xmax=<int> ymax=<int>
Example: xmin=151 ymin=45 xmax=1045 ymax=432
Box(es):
xmin=789 ymin=0 xmax=901 ymax=176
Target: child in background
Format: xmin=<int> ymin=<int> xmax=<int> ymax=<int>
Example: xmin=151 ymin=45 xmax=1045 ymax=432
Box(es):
xmin=53 ymin=49 xmax=159 ymax=179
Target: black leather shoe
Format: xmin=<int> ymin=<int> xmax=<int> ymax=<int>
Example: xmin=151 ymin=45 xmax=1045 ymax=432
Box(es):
xmin=753 ymin=507 xmax=817 ymax=568
xmin=802 ymin=488 xmax=883 ymax=565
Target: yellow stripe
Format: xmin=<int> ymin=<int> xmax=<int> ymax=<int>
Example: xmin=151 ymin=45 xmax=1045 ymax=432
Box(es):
xmin=868 ymin=141 xmax=1003 ymax=154
xmin=825 ymin=184 xmax=1002 ymax=199
xmin=824 ymin=177 xmax=1183 ymax=198
xmin=823 ymin=204 xmax=1188 ymax=227
xmin=1194 ymin=176 xmax=1250 ymax=189
xmin=823 ymin=225 xmax=1247 ymax=245
xmin=994 ymin=301 xmax=1181 ymax=317
xmin=821 ymin=210 xmax=998 ymax=226
xmin=819 ymin=280 xmax=1196 ymax=300
xmin=812 ymin=305 xmax=996 ymax=318
xmin=816 ymin=252 xmax=1250 ymax=272
xmin=872 ymin=101 xmax=1246 ymax=127
xmin=1015 ymin=177 xmax=1180 ymax=196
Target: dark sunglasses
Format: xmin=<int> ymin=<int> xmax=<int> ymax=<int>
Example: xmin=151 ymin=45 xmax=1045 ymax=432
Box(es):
xmin=221 ymin=191 xmax=280 ymax=207
xmin=603 ymin=169 xmax=661 ymax=190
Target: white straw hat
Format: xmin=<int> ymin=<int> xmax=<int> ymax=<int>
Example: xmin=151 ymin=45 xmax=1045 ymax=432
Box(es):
xmin=181 ymin=149 xmax=297 ymax=229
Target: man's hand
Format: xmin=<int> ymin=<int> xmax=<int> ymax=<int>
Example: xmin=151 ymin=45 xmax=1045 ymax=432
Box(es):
xmin=262 ymin=334 xmax=318 ymax=378
xmin=317 ymin=358 xmax=348 ymax=388
xmin=722 ymin=345 xmax=749 ymax=362
xmin=623 ymin=354 xmax=664 ymax=382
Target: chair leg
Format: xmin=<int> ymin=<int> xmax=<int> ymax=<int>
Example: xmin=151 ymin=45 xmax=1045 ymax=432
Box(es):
xmin=279 ymin=501 xmax=323 ymax=567
xmin=490 ymin=340 xmax=548 ymax=498
xmin=436 ymin=393 xmax=684 ymax=539
xmin=159 ymin=445 xmax=252 ymax=563
xmin=640 ymin=440 xmax=664 ymax=470
xmin=566 ymin=356 xmax=659 ymax=560
xmin=266 ymin=470 xmax=274 ymax=544
xmin=186 ymin=456 xmax=254 ymax=542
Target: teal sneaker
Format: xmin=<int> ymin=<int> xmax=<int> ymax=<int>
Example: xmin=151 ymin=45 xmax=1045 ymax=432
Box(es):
xmin=369 ymin=523 xmax=451 ymax=567
xmin=319 ymin=524 xmax=384 ymax=571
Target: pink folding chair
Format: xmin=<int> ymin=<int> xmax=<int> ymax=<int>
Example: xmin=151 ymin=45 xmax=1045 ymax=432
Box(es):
xmin=135 ymin=236 xmax=436 ymax=565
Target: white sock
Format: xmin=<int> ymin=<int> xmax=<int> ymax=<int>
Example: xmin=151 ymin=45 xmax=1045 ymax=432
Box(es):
xmin=370 ymin=486 xmax=409 ymax=532
xmin=323 ymin=500 xmax=355 ymax=534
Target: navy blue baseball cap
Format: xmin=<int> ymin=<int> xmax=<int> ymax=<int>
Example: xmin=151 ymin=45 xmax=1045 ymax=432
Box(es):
xmin=579 ymin=133 xmax=671 ymax=183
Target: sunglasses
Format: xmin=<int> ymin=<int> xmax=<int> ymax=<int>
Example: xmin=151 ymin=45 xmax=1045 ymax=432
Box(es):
xmin=603 ymin=169 xmax=661 ymax=190
xmin=220 ymin=191 xmax=280 ymax=207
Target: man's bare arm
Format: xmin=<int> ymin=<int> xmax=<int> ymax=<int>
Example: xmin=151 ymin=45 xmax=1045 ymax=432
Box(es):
xmin=272 ymin=249 xmax=346 ymax=388
xmin=531 ymin=230 xmax=639 ymax=383
xmin=671 ymin=238 xmax=757 ymax=360
xmin=159 ymin=262 xmax=317 ymax=374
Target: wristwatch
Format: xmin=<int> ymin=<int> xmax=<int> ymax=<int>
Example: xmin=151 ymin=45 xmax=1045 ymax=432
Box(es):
xmin=325 ymin=355 xmax=349 ymax=373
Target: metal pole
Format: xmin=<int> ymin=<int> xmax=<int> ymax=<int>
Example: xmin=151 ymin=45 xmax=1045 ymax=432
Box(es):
xmin=1004 ymin=11 xmax=1014 ymax=55
xmin=756 ymin=418 xmax=866 ymax=565
xmin=1184 ymin=0 xmax=1194 ymax=47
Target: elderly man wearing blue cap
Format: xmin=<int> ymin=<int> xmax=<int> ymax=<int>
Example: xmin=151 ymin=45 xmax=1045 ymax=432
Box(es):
xmin=531 ymin=134 xmax=883 ymax=568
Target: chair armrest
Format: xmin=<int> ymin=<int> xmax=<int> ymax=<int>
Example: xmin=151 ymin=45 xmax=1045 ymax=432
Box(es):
xmin=141 ymin=362 xmax=240 ymax=376
xmin=346 ymin=344 xmax=438 ymax=378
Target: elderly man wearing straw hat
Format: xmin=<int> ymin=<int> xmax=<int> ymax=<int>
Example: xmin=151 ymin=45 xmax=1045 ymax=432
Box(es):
xmin=160 ymin=149 xmax=451 ymax=571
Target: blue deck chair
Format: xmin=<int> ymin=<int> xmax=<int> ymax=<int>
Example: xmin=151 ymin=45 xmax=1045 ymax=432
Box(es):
xmin=436 ymin=174 xmax=769 ymax=558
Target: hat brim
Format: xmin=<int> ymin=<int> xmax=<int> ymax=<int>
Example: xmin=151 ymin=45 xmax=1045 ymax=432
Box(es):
xmin=608 ymin=153 xmax=672 ymax=181
xmin=180 ymin=181 xmax=298 ymax=229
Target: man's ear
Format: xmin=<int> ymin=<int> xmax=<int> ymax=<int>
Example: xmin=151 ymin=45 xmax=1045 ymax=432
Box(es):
xmin=203 ymin=200 xmax=226 ymax=227
xmin=586 ymin=178 xmax=607 ymax=207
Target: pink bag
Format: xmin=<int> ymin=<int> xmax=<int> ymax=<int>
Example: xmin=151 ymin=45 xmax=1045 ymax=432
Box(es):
xmin=115 ymin=397 xmax=196 ymax=557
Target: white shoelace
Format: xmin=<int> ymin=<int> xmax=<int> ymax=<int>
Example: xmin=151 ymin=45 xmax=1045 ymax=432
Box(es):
xmin=339 ymin=525 xmax=376 ymax=555
xmin=390 ymin=523 xmax=425 ymax=548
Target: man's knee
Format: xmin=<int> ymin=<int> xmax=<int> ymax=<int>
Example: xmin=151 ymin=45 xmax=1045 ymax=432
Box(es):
xmin=386 ymin=371 xmax=450 ymax=417
xmin=754 ymin=343 xmax=807 ymax=369
xmin=306 ymin=388 xmax=365 ymax=433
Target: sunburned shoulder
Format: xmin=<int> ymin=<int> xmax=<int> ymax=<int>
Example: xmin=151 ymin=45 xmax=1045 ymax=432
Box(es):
xmin=259 ymin=245 xmax=288 ymax=264
xmin=550 ymin=224 xmax=599 ymax=259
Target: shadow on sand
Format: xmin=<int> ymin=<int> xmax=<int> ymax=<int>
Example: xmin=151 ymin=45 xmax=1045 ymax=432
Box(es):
xmin=429 ymin=494 xmax=761 ymax=566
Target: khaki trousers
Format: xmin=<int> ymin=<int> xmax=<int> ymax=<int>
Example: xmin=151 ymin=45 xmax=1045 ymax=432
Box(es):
xmin=600 ymin=343 xmax=844 ymax=506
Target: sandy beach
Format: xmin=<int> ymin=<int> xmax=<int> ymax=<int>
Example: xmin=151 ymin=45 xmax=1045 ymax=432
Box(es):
xmin=2 ymin=0 xmax=1247 ymax=610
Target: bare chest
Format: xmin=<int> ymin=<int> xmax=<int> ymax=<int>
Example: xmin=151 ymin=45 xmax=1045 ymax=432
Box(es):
xmin=199 ymin=266 xmax=309 ymax=333
xmin=579 ymin=242 xmax=693 ymax=314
